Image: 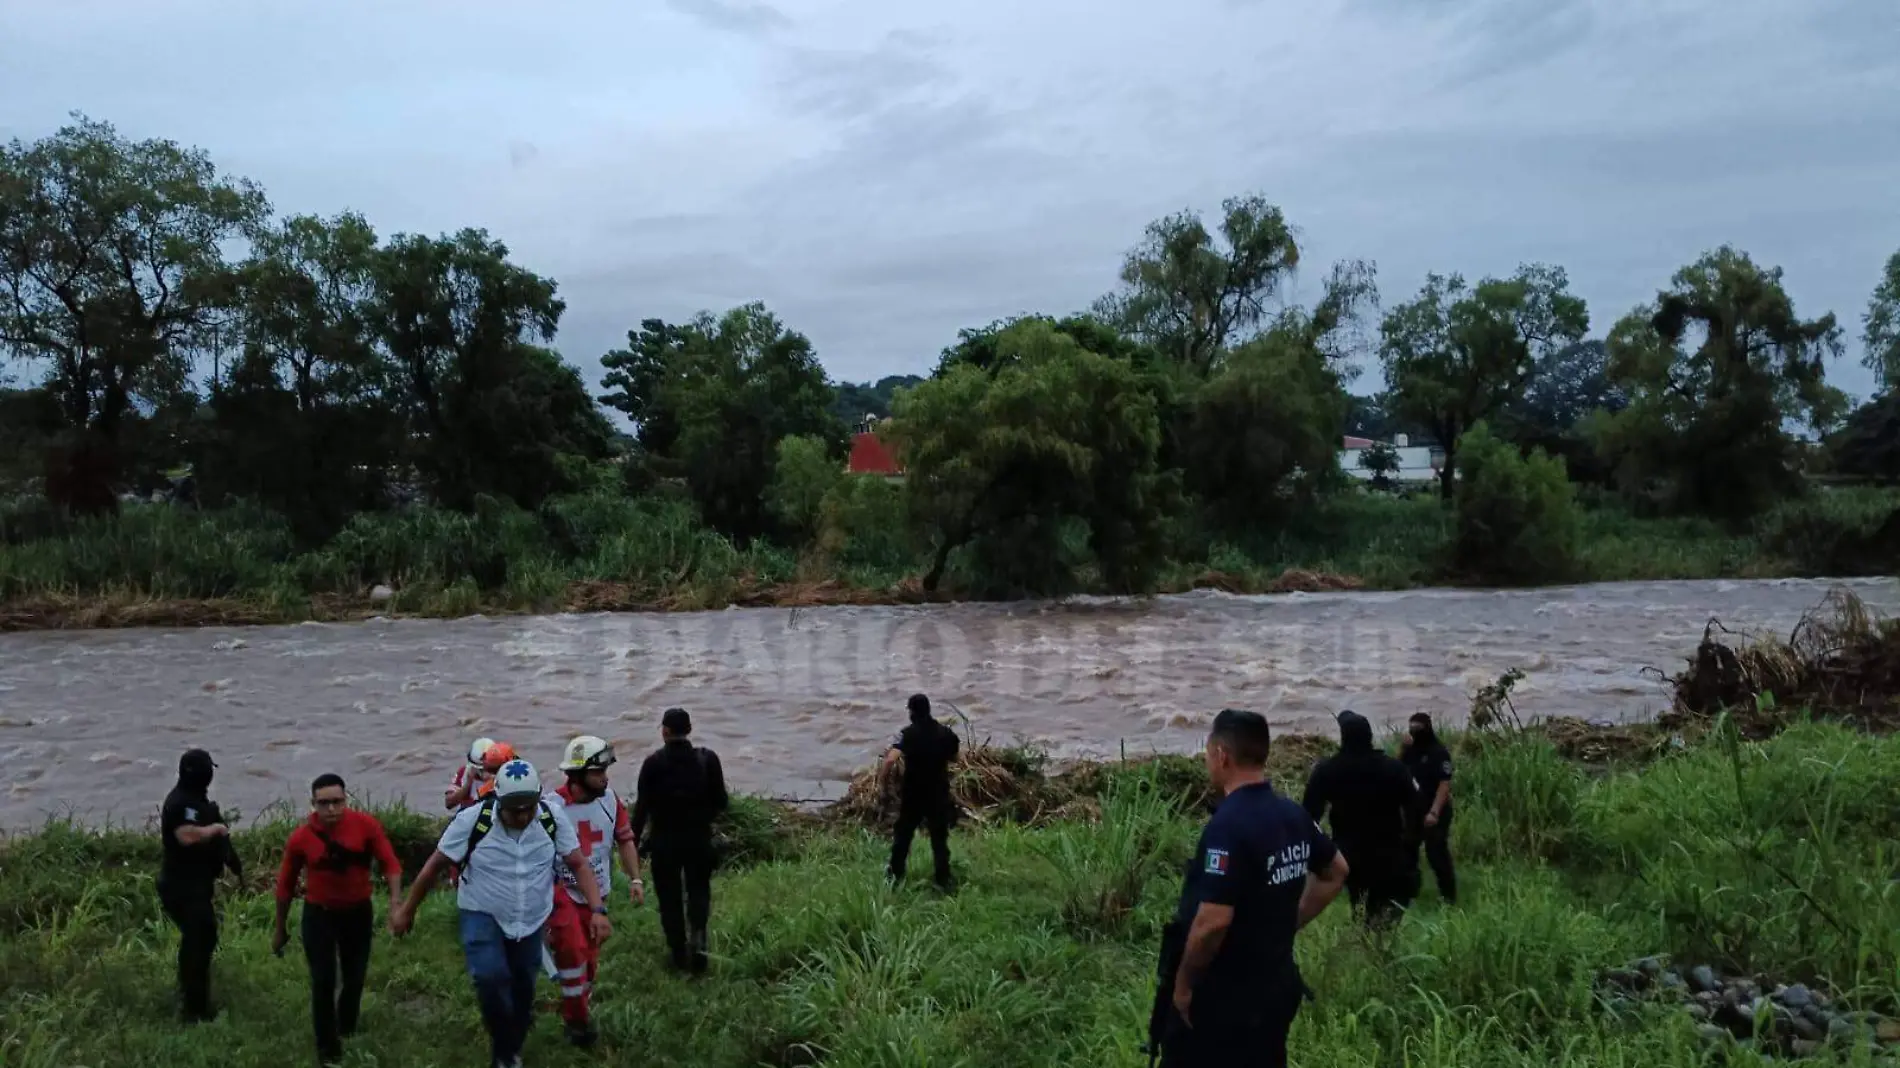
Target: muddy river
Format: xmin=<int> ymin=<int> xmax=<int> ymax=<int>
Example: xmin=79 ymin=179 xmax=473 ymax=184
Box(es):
xmin=1 ymin=577 xmax=1893 ymax=830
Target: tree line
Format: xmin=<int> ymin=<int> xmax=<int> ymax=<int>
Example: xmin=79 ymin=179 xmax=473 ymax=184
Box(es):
xmin=5 ymin=114 xmax=1899 ymax=594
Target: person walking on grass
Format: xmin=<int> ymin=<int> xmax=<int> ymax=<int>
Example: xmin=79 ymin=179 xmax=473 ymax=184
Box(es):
xmin=271 ymin=774 xmax=404 ymax=1066
xmin=1153 ymin=710 xmax=1349 ymax=1068
xmin=1302 ymin=710 xmax=1421 ymax=929
xmin=547 ymin=735 xmax=645 ymax=1047
xmin=632 ymin=708 xmax=728 ymax=974
xmin=389 ymin=760 xmax=610 ymax=1068
xmin=1399 ymin=711 xmax=1457 ymax=905
xmin=881 ymin=693 xmax=961 ymax=891
xmin=158 ymin=748 xmax=244 ymax=1024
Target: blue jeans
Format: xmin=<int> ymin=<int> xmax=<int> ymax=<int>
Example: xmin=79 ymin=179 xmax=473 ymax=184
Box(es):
xmin=458 ymin=910 xmax=544 ymax=1065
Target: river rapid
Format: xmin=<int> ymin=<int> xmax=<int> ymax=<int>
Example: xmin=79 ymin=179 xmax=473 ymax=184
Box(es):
xmin=1 ymin=577 xmax=1895 ymax=831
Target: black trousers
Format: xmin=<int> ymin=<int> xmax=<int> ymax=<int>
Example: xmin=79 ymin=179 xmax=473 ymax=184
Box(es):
xmin=888 ymin=796 xmax=953 ymax=885
xmin=1422 ymin=805 xmax=1457 ymax=904
xmin=157 ymin=880 xmax=219 ymax=1020
xmin=303 ymin=902 xmax=374 ymax=1061
xmin=650 ymin=839 xmax=714 ymax=966
xmin=1341 ymin=845 xmax=1417 ymax=929
xmin=1159 ymin=987 xmax=1300 ymax=1068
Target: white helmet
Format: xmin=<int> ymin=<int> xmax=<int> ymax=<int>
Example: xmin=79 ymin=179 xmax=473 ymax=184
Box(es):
xmin=493 ymin=759 xmax=541 ymax=800
xmin=467 ymin=737 xmax=497 ymax=766
xmin=559 ymin=735 xmax=616 ymax=773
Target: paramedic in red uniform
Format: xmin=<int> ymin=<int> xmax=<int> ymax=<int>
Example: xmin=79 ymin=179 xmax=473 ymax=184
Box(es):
xmin=272 ymin=773 xmax=404 ymax=1066
xmin=546 ymin=734 xmax=645 ymax=1047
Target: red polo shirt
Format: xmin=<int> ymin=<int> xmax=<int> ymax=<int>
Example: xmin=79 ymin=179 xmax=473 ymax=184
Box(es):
xmin=275 ymin=809 xmax=402 ymax=909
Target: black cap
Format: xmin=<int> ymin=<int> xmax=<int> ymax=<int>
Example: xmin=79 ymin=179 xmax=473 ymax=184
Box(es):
xmin=662 ymin=707 xmax=692 ymax=735
xmin=180 ymin=749 xmax=217 ymax=773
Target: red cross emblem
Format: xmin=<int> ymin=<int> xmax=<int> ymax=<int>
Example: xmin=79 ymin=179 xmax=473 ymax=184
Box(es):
xmin=575 ymin=819 xmax=604 ymax=858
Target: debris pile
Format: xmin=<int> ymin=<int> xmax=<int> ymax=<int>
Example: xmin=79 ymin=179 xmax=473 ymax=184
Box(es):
xmin=1668 ymin=587 xmax=1900 ymax=735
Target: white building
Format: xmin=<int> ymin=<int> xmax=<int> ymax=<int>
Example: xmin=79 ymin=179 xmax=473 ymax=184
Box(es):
xmin=1338 ymin=434 xmax=1445 ymax=484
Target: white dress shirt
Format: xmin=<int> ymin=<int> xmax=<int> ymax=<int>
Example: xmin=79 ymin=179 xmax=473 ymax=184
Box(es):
xmin=437 ymin=800 xmax=581 ymax=939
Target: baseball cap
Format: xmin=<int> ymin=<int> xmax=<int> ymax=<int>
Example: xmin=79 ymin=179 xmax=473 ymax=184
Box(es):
xmin=661 ymin=707 xmax=692 ymax=735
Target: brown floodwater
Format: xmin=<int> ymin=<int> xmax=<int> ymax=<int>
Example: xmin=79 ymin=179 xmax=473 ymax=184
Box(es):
xmin=1 ymin=577 xmax=1893 ymax=831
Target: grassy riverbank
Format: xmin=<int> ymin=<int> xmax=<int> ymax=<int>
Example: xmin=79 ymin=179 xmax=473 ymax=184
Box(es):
xmin=4 ymin=718 xmax=1898 ymax=1067
xmin=4 ymin=487 xmax=1897 ymax=631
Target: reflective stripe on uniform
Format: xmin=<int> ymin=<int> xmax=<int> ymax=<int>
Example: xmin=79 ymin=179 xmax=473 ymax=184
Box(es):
xmin=561 ymin=983 xmax=590 ymax=997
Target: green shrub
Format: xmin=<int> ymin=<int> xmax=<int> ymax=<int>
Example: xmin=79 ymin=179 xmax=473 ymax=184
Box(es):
xmin=1453 ymin=424 xmax=1580 ymax=584
xmin=768 ymin=435 xmax=843 ymax=547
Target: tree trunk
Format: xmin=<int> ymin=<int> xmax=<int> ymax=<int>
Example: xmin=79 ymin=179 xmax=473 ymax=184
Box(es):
xmin=922 ymin=538 xmax=956 ymax=593
xmin=1439 ymin=443 xmax=1457 ymax=501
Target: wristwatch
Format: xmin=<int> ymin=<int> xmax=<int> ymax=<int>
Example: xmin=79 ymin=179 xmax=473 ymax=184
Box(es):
xmin=594 ymin=905 xmax=608 ymax=915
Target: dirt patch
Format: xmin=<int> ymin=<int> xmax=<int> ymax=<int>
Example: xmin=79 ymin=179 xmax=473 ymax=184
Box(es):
xmin=1532 ymin=717 xmax=1672 ymax=765
xmin=1187 ymin=568 xmax=1365 ymax=595
xmin=1666 ymin=586 xmax=1900 ymax=736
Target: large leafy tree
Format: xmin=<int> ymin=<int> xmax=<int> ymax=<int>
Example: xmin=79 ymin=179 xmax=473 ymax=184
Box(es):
xmin=1183 ymin=331 xmax=1348 ymax=525
xmin=1494 ymin=340 xmax=1627 ymax=486
xmin=233 ymin=212 xmax=384 ymax=412
xmin=602 ymin=303 xmax=843 ymax=540
xmin=887 ymin=319 xmax=1165 ymax=596
xmin=1094 ymin=194 xmax=1302 ymax=374
xmin=367 ymin=229 xmax=609 ymax=510
xmin=598 ymin=316 xmax=696 ymax=455
xmin=1380 ymin=264 xmax=1589 ymax=499
xmin=1594 ymin=247 xmax=1844 ymax=519
xmin=1863 ymin=250 xmax=1900 ymax=391
xmin=190 ymin=212 xmax=397 ymax=539
xmin=0 ymin=114 xmax=268 ymax=512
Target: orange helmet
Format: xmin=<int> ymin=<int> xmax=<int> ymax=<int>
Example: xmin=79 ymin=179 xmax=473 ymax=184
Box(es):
xmin=482 ymin=741 xmax=517 ymax=772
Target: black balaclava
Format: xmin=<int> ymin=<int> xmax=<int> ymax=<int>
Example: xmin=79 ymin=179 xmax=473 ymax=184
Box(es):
xmin=1336 ymin=710 xmax=1374 ymax=754
xmin=177 ymin=749 xmax=216 ymax=796
xmin=1409 ymin=713 xmax=1439 ymax=749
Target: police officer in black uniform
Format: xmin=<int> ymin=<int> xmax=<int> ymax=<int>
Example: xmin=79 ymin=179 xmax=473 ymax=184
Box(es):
xmin=882 ymin=693 xmax=961 ymax=891
xmin=1302 ymin=710 xmax=1420 ymax=929
xmin=631 ymin=708 xmax=728 ymax=973
xmin=1153 ymin=709 xmax=1350 ymax=1068
xmin=1400 ymin=712 xmax=1457 ymax=905
xmin=158 ymin=748 xmax=244 ymax=1022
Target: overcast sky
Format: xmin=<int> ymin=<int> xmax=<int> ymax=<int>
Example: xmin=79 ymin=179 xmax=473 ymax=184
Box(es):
xmin=2 ymin=0 xmax=1896 ymax=399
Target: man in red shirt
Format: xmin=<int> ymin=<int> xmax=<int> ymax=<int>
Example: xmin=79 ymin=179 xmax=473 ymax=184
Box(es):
xmin=273 ymin=773 xmax=404 ymax=1066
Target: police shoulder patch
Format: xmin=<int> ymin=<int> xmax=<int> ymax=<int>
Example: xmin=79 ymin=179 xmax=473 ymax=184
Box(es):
xmin=1204 ymin=848 xmax=1230 ymax=875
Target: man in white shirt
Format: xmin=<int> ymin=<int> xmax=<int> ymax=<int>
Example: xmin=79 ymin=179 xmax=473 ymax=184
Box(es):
xmin=391 ymin=759 xmax=611 ymax=1068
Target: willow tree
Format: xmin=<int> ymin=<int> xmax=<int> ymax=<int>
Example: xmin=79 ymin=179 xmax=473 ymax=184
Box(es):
xmin=1595 ymin=247 xmax=1844 ymax=519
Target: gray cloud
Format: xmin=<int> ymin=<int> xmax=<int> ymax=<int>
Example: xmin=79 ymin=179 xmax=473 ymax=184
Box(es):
xmin=0 ymin=0 xmax=1894 ymax=396
xmin=663 ymin=0 xmax=791 ymax=36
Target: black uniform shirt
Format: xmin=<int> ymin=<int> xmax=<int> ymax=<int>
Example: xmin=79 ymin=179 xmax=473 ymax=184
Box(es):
xmin=892 ymin=719 xmax=960 ymax=803
xmin=1403 ymin=741 xmax=1454 ymax=813
xmin=1302 ymin=750 xmax=1419 ymax=857
xmin=631 ymin=739 xmax=729 ymax=846
xmin=159 ymin=788 xmax=238 ymax=891
xmin=1171 ymin=782 xmax=1337 ymax=1000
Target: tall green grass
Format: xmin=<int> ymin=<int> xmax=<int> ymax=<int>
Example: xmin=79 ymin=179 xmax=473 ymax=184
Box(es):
xmin=3 ymin=485 xmax=1897 ymax=616
xmin=3 ymin=723 xmax=1895 ymax=1067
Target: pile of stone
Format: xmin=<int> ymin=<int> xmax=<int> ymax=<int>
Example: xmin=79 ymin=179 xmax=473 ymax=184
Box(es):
xmin=1598 ymin=957 xmax=1900 ymax=1061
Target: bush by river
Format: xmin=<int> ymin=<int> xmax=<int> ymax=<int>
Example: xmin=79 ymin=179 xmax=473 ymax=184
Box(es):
xmin=4 ymin=486 xmax=1898 ymax=631
xmin=3 ymin=717 xmax=1898 ymax=1067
